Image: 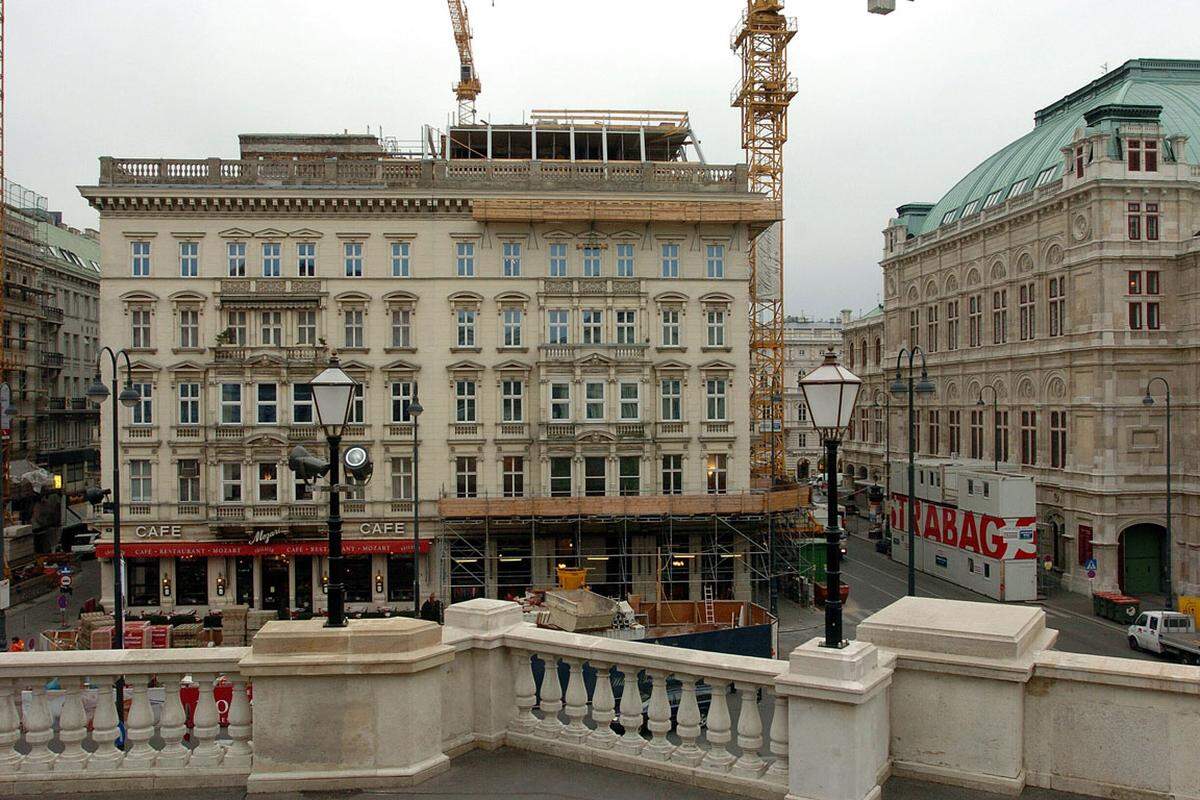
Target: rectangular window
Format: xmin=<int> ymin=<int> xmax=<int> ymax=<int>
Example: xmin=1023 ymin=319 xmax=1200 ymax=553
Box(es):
xmin=550 ymin=382 xmax=571 ymax=420
xmin=660 ymin=378 xmax=682 ymax=421
xmin=662 ymin=454 xmax=683 ymax=495
xmin=456 ymin=380 xmax=477 ymax=423
xmin=706 ymin=378 xmax=727 ymax=421
xmin=260 ymin=310 xmax=283 ymax=346
xmin=619 ymin=456 xmax=640 ymax=496
xmin=502 ymin=241 xmax=521 ymax=277
xmin=1146 ymin=270 xmax=1160 ymax=295
xmin=222 ymin=462 xmax=243 ymax=503
xmin=256 ymin=383 xmax=278 ymax=425
xmin=179 ymin=241 xmax=198 ymax=277
xmin=1048 ymin=277 xmax=1065 ymax=337
xmin=178 ymin=382 xmax=200 ymax=425
xmin=261 ymin=242 xmax=281 ymax=277
xmin=129 ymin=383 xmax=152 ymax=425
xmin=502 ymin=456 xmax=525 ymax=498
xmin=297 ymin=310 xmax=317 ymax=346
xmin=582 ymin=246 xmax=602 ymax=277
xmin=391 ymin=241 xmax=411 ymax=277
xmin=178 ymin=459 xmax=200 ymax=503
xmin=549 ymin=242 xmax=568 ymax=277
xmin=502 ymin=379 xmax=524 ymax=422
xmin=1146 ymin=203 xmax=1159 ymax=241
xmin=968 ymin=294 xmax=982 ymax=348
xmin=456 ymin=309 xmax=477 ymax=347
xmin=994 ymin=410 xmax=1010 ymax=463
xmin=227 ymin=242 xmax=246 ymax=277
xmin=344 ymin=242 xmax=363 ymax=277
xmin=1128 ymin=270 xmax=1142 ymax=295
xmin=131 ymin=240 xmax=151 ymax=277
xmin=616 ymin=243 xmax=635 ymax=277
xmin=908 ymin=308 xmax=919 ymax=348
xmin=130 ymin=460 xmax=152 ymax=502
xmin=1009 ymin=178 xmax=1028 ymax=198
xmin=258 ymin=463 xmax=279 ymax=502
xmin=1020 ymin=410 xmax=1037 ymax=466
xmin=550 ymin=457 xmax=572 ymax=497
xmin=390 ymin=381 xmax=414 ymax=423
xmin=344 ymin=309 xmax=365 ymax=348
xmin=131 ymin=308 xmax=152 ymax=349
xmin=661 ymin=309 xmax=680 ymax=347
xmin=585 ymin=381 xmax=605 ymax=420
xmin=706 ymin=454 xmax=728 ymax=495
xmin=548 ymin=309 xmax=569 ymax=344
xmin=706 ymin=243 xmax=725 ymax=278
xmin=1128 ymin=203 xmax=1141 ymax=240
xmin=1129 ymin=301 xmax=1143 ymax=330
xmin=1128 ymin=139 xmax=1142 ymax=171
xmin=584 ymin=457 xmax=606 ymax=496
xmin=616 ymin=310 xmax=636 ymax=344
xmin=946 ymin=300 xmax=959 ymax=351
xmin=391 ymin=309 xmax=412 ymax=348
xmin=292 ymin=384 xmax=313 ymax=425
xmin=983 ymin=189 xmax=1003 ymax=209
xmin=949 ymin=410 xmax=961 ymax=456
xmin=455 ymin=457 xmax=478 ymax=498
xmin=619 ymin=382 xmax=640 ymax=420
xmin=992 ymin=288 xmax=1008 ymax=344
xmin=348 ymin=383 xmax=364 ymax=424
xmin=220 ymin=383 xmax=242 ymax=425
xmin=661 ymin=243 xmax=679 ymax=278
xmin=502 ymin=308 xmax=523 ymax=347
xmin=706 ymin=310 xmax=726 ymax=347
xmin=925 ymin=304 xmax=939 ymax=352
xmin=1050 ymin=410 xmax=1067 ymax=469
xmin=1019 ymin=282 xmax=1036 ymax=341
xmin=297 ymin=242 xmax=316 ymax=277
xmin=582 ymin=309 xmax=603 ymax=344
xmin=390 ymin=457 xmax=413 ymax=500
xmin=1147 ymin=302 xmax=1160 ymax=330
xmin=179 ymin=308 xmax=199 ymax=348
xmin=456 ymin=241 xmax=475 ymax=277
xmin=927 ymin=409 xmax=939 ymax=455
xmin=970 ymin=409 xmax=984 ymax=459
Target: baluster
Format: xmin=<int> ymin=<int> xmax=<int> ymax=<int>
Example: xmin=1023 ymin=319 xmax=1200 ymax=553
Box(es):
xmin=189 ymin=674 xmax=224 ymax=768
xmin=88 ymin=680 xmax=124 ymax=771
xmin=670 ymin=674 xmax=704 ymax=766
xmin=643 ymin=671 xmax=674 ymax=761
xmin=156 ymin=674 xmax=189 ymax=769
xmin=700 ymin=679 xmax=734 ymax=772
xmin=56 ymin=678 xmax=90 ymax=772
xmin=21 ymin=684 xmax=56 ymax=772
xmin=535 ymin=654 xmax=563 ymax=738
xmin=730 ymin=684 xmax=766 ymax=778
xmin=0 ymin=680 xmax=23 ymax=773
xmin=122 ymin=675 xmax=157 ymax=769
xmin=765 ymin=693 xmax=789 ymax=783
xmin=587 ymin=662 xmax=618 ymax=750
xmin=224 ymin=677 xmax=254 ymax=769
xmin=510 ymin=651 xmax=537 ymax=735
xmin=561 ymin=659 xmax=589 ymax=744
xmin=614 ymin=665 xmax=645 ymax=756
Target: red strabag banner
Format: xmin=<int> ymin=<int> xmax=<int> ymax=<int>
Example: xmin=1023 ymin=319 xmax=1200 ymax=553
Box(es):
xmin=890 ymin=493 xmax=1036 ymax=561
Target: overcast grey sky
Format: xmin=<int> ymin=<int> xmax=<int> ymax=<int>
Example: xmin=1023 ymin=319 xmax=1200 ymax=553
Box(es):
xmin=8 ymin=1 xmax=1197 ymax=318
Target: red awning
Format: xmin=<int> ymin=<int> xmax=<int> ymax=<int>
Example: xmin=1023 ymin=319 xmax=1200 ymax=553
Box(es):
xmin=95 ymin=538 xmax=429 ymax=559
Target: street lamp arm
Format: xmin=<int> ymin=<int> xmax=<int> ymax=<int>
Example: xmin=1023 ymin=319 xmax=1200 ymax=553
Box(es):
xmin=1146 ymin=376 xmax=1170 ymax=403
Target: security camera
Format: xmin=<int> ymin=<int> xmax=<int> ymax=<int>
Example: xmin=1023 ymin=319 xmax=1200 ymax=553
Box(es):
xmin=288 ymin=445 xmax=330 ymax=482
xmin=343 ymin=446 xmax=374 ymax=484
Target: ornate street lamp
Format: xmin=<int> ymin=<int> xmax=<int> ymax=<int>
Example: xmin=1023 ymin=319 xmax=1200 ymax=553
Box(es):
xmin=799 ymin=352 xmax=862 ymax=649
xmin=1143 ymin=377 xmax=1173 ymax=610
xmin=890 ymin=348 xmax=933 ymax=597
xmin=309 ymin=356 xmax=359 ymax=628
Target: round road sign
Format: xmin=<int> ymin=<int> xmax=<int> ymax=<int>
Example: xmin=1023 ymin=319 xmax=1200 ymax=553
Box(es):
xmin=1086 ymin=569 xmax=1096 ymax=579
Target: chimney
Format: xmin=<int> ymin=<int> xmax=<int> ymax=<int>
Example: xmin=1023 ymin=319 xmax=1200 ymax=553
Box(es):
xmin=840 ymin=308 xmax=852 ymax=325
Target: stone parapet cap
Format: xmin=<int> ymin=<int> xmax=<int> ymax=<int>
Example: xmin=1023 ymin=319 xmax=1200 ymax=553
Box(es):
xmin=239 ymin=618 xmax=453 ymax=677
xmin=775 ymin=639 xmax=893 ymax=705
xmin=1034 ymin=650 xmax=1200 ymax=695
xmin=0 ymin=646 xmax=249 ymax=680
xmin=442 ymin=598 xmax=525 ymax=651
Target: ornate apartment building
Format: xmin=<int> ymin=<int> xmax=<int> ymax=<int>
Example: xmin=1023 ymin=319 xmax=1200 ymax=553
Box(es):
xmin=840 ymin=59 xmax=1200 ymax=598
xmin=782 ymin=311 xmax=847 ymax=480
xmin=80 ymin=119 xmax=797 ymax=614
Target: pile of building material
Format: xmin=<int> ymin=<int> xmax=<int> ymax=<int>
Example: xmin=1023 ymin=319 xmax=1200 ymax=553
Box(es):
xmin=76 ymin=612 xmax=113 ymax=650
xmin=221 ymin=605 xmax=249 ymax=646
xmin=170 ymin=623 xmax=204 ymax=648
xmin=543 ymin=588 xmax=618 ymax=632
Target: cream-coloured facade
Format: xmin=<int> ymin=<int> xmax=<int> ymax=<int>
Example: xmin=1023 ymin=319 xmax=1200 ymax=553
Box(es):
xmin=80 ymin=126 xmax=790 ymax=614
xmin=841 ymin=59 xmax=1200 ymax=598
xmin=782 ymin=311 xmax=847 ymax=480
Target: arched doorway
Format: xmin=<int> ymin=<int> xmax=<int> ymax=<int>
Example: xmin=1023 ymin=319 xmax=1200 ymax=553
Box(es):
xmin=1119 ymin=523 xmax=1166 ymax=595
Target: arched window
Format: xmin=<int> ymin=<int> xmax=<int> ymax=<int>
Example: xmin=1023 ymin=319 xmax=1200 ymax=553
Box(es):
xmin=874 ymin=337 xmax=882 ymax=365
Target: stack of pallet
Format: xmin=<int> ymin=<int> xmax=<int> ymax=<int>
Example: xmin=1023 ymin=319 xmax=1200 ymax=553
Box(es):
xmin=222 ymin=605 xmax=249 ymax=646
xmin=246 ymin=610 xmax=277 ymax=641
xmin=170 ymin=623 xmax=204 ymax=648
xmin=77 ymin=612 xmax=113 ymax=650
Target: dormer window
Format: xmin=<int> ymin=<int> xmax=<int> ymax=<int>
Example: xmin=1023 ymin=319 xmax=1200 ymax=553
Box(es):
xmin=961 ymin=199 xmax=981 ymax=217
xmin=1008 ymin=177 xmax=1029 ymax=199
xmin=1127 ymin=138 xmax=1158 ymax=172
xmin=983 ymin=189 xmax=1003 ymax=209
xmin=1034 ymin=165 xmax=1057 ymax=188
xmin=941 ymin=209 xmax=957 ymax=226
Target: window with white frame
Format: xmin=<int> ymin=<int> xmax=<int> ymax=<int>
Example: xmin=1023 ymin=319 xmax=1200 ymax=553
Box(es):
xmin=502 ymin=241 xmax=521 ymax=277
xmin=661 ymin=308 xmax=680 ymax=347
xmin=227 ymin=242 xmax=246 ymax=277
xmin=131 ymin=241 xmax=151 ymax=277
xmin=391 ymin=241 xmax=411 ymax=277
xmin=585 ymin=381 xmax=605 ymax=420
xmin=296 ymin=310 xmax=317 ymax=346
xmin=390 ymin=457 xmax=413 ymax=500
xmin=221 ymin=463 xmax=243 ymax=503
xmin=502 ymin=379 xmax=524 ymax=422
xmin=226 ymin=310 xmax=248 ymax=346
xmin=220 ymin=383 xmax=242 ymax=424
xmin=297 ymin=242 xmax=316 ymax=277
xmin=502 ymin=308 xmax=523 ymax=347
xmin=260 ymin=311 xmax=283 ymax=346
xmin=262 ymin=242 xmax=281 ymax=277
xmin=390 ymin=381 xmax=414 ymax=423
xmin=179 ymin=308 xmax=199 ymax=348
xmin=348 ymin=383 xmax=364 ymax=424
xmin=502 ymin=456 xmax=525 ymax=498
xmin=706 ymin=309 xmax=726 ymax=347
xmin=178 ymin=382 xmax=200 ymax=425
xmin=390 ymin=308 xmax=412 ymax=348
xmin=179 ymin=241 xmax=198 ymax=278
xmin=130 ymin=460 xmax=152 ymax=502
xmin=178 ymin=460 xmax=200 ymax=503
xmin=616 ymin=243 xmax=635 ymax=277
xmin=550 ymin=382 xmax=570 ymax=420
xmin=130 ymin=383 xmax=153 ymax=425
xmin=549 ymin=457 xmax=572 ymax=496
xmin=616 ymin=310 xmax=636 ymax=344
xmin=456 ymin=241 xmax=475 ymax=277
xmin=706 ymin=244 xmax=725 ymax=278
xmin=661 ymin=243 xmax=679 ymax=278
xmin=582 ymin=309 xmax=603 ymax=344
xmin=131 ymin=308 xmax=152 ymax=349
xmin=344 ymin=308 xmax=365 ymax=348
xmin=582 ymin=246 xmax=602 ymax=277
xmin=662 ymin=454 xmax=682 ymax=495
xmin=455 ymin=380 xmax=477 ymax=422
xmin=660 ymin=378 xmax=682 ymax=421
xmin=457 ymin=309 xmax=477 ymax=347
xmin=548 ymin=309 xmax=569 ymax=344
xmin=619 ymin=382 xmax=640 ymax=420
xmin=706 ymin=453 xmax=728 ymax=495
xmin=292 ymin=384 xmax=313 ymax=424
xmin=455 ymin=456 xmax=478 ymax=498
xmin=705 ymin=378 xmax=727 ymax=421
xmin=256 ymin=383 xmax=278 ymax=425
xmin=344 ymin=242 xmax=363 ymax=277
xmin=258 ymin=463 xmax=279 ymax=502
xmin=549 ymin=242 xmax=568 ymax=277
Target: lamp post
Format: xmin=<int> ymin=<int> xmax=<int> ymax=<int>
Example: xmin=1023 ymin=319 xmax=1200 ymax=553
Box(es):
xmin=977 ymin=385 xmax=999 ymax=473
xmin=0 ymin=382 xmax=16 ymax=645
xmin=799 ymin=351 xmax=862 ymax=649
xmin=1143 ymin=377 xmax=1173 ymax=610
xmin=410 ymin=388 xmax=423 ymax=613
xmin=765 ymin=392 xmax=781 ymax=619
xmin=890 ymin=347 xmax=933 ymax=597
xmin=309 ymin=356 xmax=358 ymax=628
xmin=873 ymin=394 xmax=892 ymax=543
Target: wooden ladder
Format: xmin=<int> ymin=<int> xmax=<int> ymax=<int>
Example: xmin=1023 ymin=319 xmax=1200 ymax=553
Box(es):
xmin=702 ymin=584 xmax=716 ymax=624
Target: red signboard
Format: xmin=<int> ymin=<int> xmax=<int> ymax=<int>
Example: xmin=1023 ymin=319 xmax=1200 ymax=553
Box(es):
xmin=890 ymin=492 xmax=1037 ymax=561
xmin=96 ymin=538 xmax=429 ymax=559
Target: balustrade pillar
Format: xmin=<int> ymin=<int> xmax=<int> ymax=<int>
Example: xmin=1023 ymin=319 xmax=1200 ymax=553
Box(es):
xmin=765 ymin=693 xmax=789 ymax=783
xmin=21 ymin=684 xmax=56 ymax=772
xmin=55 ymin=678 xmax=90 ymax=772
xmin=189 ymin=674 xmax=224 ymax=768
xmin=730 ymin=684 xmax=767 ymax=778
xmin=535 ymin=654 xmax=563 ymax=738
xmin=88 ymin=681 xmax=124 ymax=771
xmin=614 ymin=665 xmax=645 ymax=756
xmin=0 ymin=680 xmax=23 ymax=772
xmin=587 ymin=662 xmax=619 ymax=750
xmin=122 ymin=675 xmax=157 ymax=769
xmin=700 ymin=679 xmax=735 ymax=772
xmin=510 ymin=651 xmax=538 ymax=735
xmin=562 ymin=659 xmax=589 ymax=744
xmin=156 ymin=675 xmax=190 ymax=769
xmin=643 ymin=671 xmax=674 ymax=761
xmin=670 ymin=675 xmax=704 ymax=766
xmin=224 ymin=677 xmax=254 ymax=769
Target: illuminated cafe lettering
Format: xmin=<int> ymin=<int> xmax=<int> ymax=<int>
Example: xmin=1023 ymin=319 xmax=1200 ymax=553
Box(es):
xmin=889 ymin=493 xmax=1037 ymax=561
xmin=135 ymin=525 xmax=182 ymax=538
xmin=359 ymin=522 xmax=405 ymax=536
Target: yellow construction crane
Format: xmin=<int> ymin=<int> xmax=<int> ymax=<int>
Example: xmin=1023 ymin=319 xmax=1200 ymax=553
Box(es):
xmin=446 ymin=0 xmax=482 ymax=125
xmin=732 ymin=1 xmax=796 ymax=483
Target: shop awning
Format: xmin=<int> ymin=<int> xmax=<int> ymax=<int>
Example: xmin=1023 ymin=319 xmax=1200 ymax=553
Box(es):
xmin=95 ymin=538 xmax=429 ymax=559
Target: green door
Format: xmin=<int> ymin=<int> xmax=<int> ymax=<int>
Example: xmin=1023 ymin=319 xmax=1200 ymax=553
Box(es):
xmin=1122 ymin=525 xmax=1163 ymax=595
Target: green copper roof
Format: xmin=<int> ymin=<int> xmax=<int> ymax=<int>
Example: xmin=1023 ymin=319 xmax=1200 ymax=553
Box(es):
xmin=918 ymin=59 xmax=1200 ymax=236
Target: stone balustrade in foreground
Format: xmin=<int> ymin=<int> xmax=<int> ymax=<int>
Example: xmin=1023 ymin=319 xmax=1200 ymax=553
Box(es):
xmin=0 ymin=597 xmax=1198 ymax=800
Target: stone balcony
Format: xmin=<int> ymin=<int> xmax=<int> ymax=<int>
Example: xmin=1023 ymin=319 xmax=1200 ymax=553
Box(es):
xmin=2 ymin=597 xmax=1197 ymax=800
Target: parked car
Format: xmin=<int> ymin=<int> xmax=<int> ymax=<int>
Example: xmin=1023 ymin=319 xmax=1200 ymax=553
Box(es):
xmin=1128 ymin=611 xmax=1200 ymax=665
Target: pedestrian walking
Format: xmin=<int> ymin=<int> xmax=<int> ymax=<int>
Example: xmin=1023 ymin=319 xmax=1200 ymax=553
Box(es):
xmin=419 ymin=593 xmax=443 ymax=625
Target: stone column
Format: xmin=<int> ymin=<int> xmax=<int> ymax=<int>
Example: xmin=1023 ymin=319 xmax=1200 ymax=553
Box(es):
xmin=240 ymin=617 xmax=454 ymax=793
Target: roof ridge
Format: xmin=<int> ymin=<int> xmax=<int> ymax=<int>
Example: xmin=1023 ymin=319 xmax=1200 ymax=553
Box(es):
xmin=1034 ymin=58 xmax=1200 ymax=126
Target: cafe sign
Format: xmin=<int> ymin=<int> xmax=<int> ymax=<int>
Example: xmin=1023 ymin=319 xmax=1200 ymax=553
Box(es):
xmin=135 ymin=525 xmax=182 ymax=538
xmin=359 ymin=521 xmax=405 ymax=536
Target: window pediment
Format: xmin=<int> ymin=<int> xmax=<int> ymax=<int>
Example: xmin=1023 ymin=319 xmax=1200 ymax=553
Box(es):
xmin=384 ymin=290 xmax=418 ymax=306
xmin=382 ymin=358 xmax=421 ymax=374
xmin=168 ymin=290 xmax=206 ymax=303
xmin=699 ymin=359 xmax=736 ymax=373
xmin=495 ymin=291 xmax=531 ymax=305
xmin=653 ymin=359 xmax=690 ymax=372
xmin=494 ymin=359 xmax=532 ymax=373
xmin=446 ymin=359 xmax=486 ymax=374
xmin=290 ymin=228 xmax=324 ymax=239
xmin=168 ymin=360 xmax=207 ymax=373
xmin=121 ymin=290 xmax=160 ymax=303
xmin=654 ymin=291 xmax=689 ymax=304
xmin=218 ymin=228 xmax=254 ymax=239
xmin=699 ymin=292 xmax=734 ymax=306
xmin=254 ymin=228 xmax=289 ymax=239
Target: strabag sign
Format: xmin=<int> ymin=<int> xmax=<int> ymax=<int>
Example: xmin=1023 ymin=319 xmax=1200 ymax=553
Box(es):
xmin=890 ymin=493 xmax=1036 ymax=561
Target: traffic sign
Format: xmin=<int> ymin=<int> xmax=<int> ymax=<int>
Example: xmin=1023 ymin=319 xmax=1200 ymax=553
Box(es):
xmin=1086 ymin=569 xmax=1096 ymax=579
xmin=59 ymin=574 xmax=73 ymax=589
xmin=1084 ymin=558 xmax=1098 ymax=572
xmin=57 ymin=594 xmax=68 ymax=611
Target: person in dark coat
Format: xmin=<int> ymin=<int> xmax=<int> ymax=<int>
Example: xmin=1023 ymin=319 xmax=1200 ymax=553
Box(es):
xmin=419 ymin=593 xmax=443 ymax=624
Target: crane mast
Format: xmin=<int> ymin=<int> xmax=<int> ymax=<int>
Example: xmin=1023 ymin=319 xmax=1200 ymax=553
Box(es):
xmin=732 ymin=1 xmax=796 ymax=483
xmin=446 ymin=0 xmax=482 ymax=125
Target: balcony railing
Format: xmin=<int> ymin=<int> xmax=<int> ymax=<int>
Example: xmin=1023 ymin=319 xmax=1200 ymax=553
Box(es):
xmin=213 ymin=345 xmax=327 ymax=364
xmin=497 ymin=422 xmax=529 ymax=440
xmin=540 ymin=343 xmax=648 ymax=363
xmin=40 ymin=351 xmax=64 ymax=368
xmin=41 ymin=305 xmax=64 ymax=323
